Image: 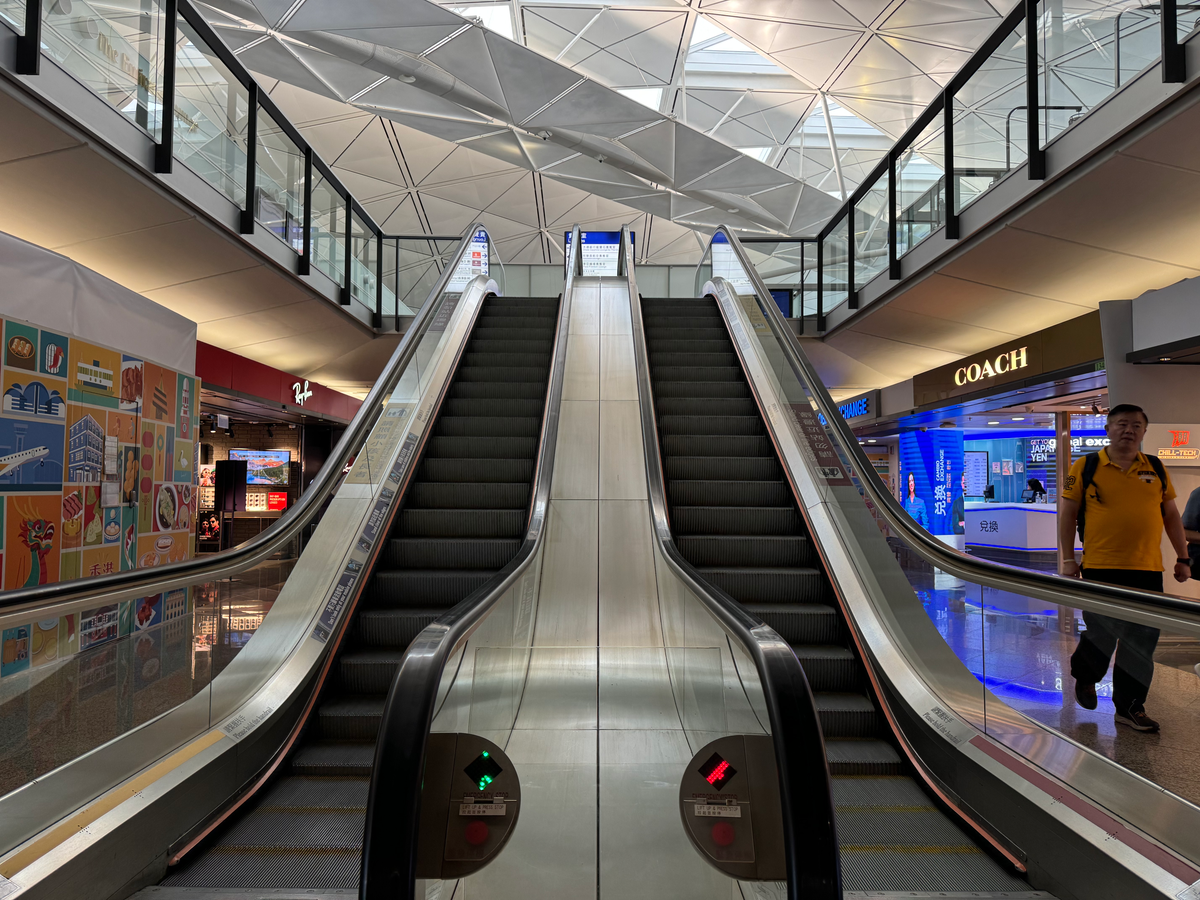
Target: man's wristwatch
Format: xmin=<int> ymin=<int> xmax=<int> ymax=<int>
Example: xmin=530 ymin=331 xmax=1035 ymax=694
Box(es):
xmin=1178 ymin=557 xmax=1191 ymax=565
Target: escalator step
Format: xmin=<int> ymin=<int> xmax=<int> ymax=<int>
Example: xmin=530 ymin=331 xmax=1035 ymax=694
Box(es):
xmin=816 ymin=693 xmax=880 ymax=738
xmin=826 ymin=741 xmax=903 ymax=776
xmin=474 ymin=316 xmax=555 ymax=330
xmin=214 ymin=808 xmax=365 ymax=849
xmin=644 ymin=327 xmax=729 ymax=341
xmin=652 ymin=366 xmax=744 ymax=383
xmin=338 ymin=649 xmax=404 ymax=694
xmin=698 ymin=567 xmax=829 ymax=603
xmin=655 ymin=397 xmax=757 ymax=417
xmin=665 ymin=456 xmax=780 ymax=482
xmin=652 ymin=381 xmax=749 ymax=399
xmin=161 ymin=847 xmax=361 ymax=889
xmin=792 ymin=645 xmax=860 ymax=691
xmin=659 ymin=415 xmax=763 ymax=436
xmin=454 ymin=365 xmax=549 ymax=383
xmin=379 ymin=537 xmax=521 ymax=569
xmin=449 ymin=381 xmax=547 ymax=400
xmin=407 ymin=482 xmax=530 ymax=510
xmin=745 ymin=603 xmax=842 ymax=643
xmin=354 ymin=609 xmax=444 ymax=648
xmin=486 ymin=296 xmax=557 ymax=308
xmin=672 ymin=506 xmax=799 ymax=536
xmin=257 ymin=776 xmax=369 ymax=810
xmin=291 ymin=742 xmax=376 ymax=777
xmin=435 ymin=415 xmax=542 ymax=438
xmin=677 ymin=535 xmax=812 ymax=568
xmin=668 ymin=479 xmax=788 ymax=507
xmin=839 ymin=846 xmax=1031 ymax=894
xmin=472 ymin=327 xmax=555 ymax=343
xmin=396 ymin=508 xmax=526 ymax=538
xmin=444 ymin=398 xmax=545 ymax=418
xmin=422 ymin=436 xmax=537 ymax=459
xmin=463 ymin=352 xmax=549 ymax=369
xmin=661 ymin=435 xmax=773 ymax=458
xmin=835 ymin=806 xmax=978 ymax=848
xmin=649 ymin=352 xmax=740 ymax=368
xmin=318 ymin=697 xmax=385 ymax=741
xmin=468 ymin=339 xmax=554 ymax=355
xmin=367 ymin=569 xmax=495 ymax=607
xmin=418 ymin=457 xmax=534 ymax=484
xmin=645 ymin=339 xmax=733 ymax=354
xmin=478 ymin=304 xmax=557 ymax=317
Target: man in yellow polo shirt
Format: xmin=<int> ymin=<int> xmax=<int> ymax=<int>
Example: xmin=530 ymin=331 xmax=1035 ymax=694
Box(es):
xmin=1058 ymin=404 xmax=1190 ymax=733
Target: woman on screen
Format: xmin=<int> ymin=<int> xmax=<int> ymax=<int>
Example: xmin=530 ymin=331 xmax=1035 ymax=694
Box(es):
xmin=903 ymin=471 xmax=929 ymax=529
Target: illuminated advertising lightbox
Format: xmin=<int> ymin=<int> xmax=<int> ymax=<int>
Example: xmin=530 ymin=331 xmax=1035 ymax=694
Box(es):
xmin=267 ymin=491 xmax=288 ymax=511
xmin=228 ymin=449 xmax=291 ymax=486
xmin=899 ymin=430 xmax=964 ymax=536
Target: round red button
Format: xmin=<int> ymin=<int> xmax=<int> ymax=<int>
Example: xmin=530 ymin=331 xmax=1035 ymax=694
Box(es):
xmin=465 ymin=820 xmax=489 ymax=846
xmin=711 ymin=821 xmax=736 ymax=847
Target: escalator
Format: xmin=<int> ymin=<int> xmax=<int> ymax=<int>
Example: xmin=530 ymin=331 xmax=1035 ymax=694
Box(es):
xmin=156 ymin=295 xmax=559 ymax=891
xmin=641 ymin=294 xmax=1030 ymax=893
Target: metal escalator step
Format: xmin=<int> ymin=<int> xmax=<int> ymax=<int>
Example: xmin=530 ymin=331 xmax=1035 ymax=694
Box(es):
xmin=318 ymin=697 xmax=385 ymax=740
xmin=291 ymin=742 xmax=375 ymax=776
xmin=655 ymin=397 xmax=757 ymax=417
xmin=650 ymin=352 xmax=740 ymax=368
xmin=698 ymin=566 xmax=829 ymax=603
xmin=379 ymin=537 xmax=521 ymax=569
xmin=257 ymin=776 xmax=369 ymax=810
xmin=161 ymin=847 xmax=361 ymax=889
xmin=652 ymin=366 xmax=744 ymax=383
xmin=448 ymin=381 xmax=547 ymax=400
xmin=468 ymin=339 xmax=553 ymax=355
xmin=422 ymin=436 xmax=538 ymax=459
xmin=353 ymin=609 xmax=443 ymax=648
xmin=435 ymin=415 xmax=542 ymax=438
xmin=831 ymin=776 xmax=932 ymax=809
xmin=396 ymin=508 xmax=526 ymax=538
xmin=665 ymin=456 xmax=780 ymax=482
xmin=462 ymin=352 xmax=550 ymax=368
xmin=816 ymin=693 xmax=880 ymax=738
xmin=672 ymin=506 xmax=799 ymax=536
xmin=642 ymin=297 xmax=718 ymax=308
xmin=678 ymin=535 xmax=812 ymax=568
xmin=668 ymin=479 xmax=788 ymax=507
xmin=661 ymin=435 xmax=773 ymax=458
xmin=645 ymin=339 xmax=732 ymax=354
xmin=652 ymin=381 xmax=749 ymax=399
xmin=644 ymin=327 xmax=729 ymax=341
xmin=659 ymin=415 xmax=763 ymax=436
xmin=474 ymin=316 xmax=556 ymax=330
xmin=407 ymin=481 xmax=530 ymax=509
xmin=792 ymin=645 xmax=860 ymax=691
xmin=213 ymin=808 xmax=365 ymax=849
xmin=444 ymin=398 xmax=545 ymax=418
xmin=471 ymin=327 xmax=555 ymax=342
xmin=338 ymin=649 xmax=404 ymax=694
xmin=454 ymin=365 xmax=549 ymax=383
xmin=478 ymin=304 xmax=557 ymax=316
xmin=840 ymin=847 xmax=1033 ymax=894
xmin=746 ymin=603 xmax=841 ymax=643
xmin=826 ymin=740 xmax=903 ymax=776
xmin=418 ymin=457 xmax=534 ymax=483
xmin=486 ymin=295 xmax=557 ymax=307
xmin=367 ymin=569 xmax=495 ymax=607
xmin=836 ymin=806 xmax=979 ymax=848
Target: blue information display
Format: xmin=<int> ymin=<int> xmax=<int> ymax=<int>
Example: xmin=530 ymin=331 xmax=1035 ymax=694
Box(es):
xmin=565 ymin=231 xmax=633 ymax=277
xmin=899 ymin=430 xmax=964 ymax=535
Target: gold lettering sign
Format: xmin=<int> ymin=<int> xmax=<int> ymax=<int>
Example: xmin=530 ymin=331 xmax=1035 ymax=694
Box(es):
xmin=954 ymin=347 xmax=1028 ymax=386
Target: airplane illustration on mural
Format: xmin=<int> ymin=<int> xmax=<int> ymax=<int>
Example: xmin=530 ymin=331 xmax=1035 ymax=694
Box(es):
xmin=0 ymin=446 xmax=50 ymax=476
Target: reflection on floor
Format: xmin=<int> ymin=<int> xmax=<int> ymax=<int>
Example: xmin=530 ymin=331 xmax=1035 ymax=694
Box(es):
xmin=912 ymin=567 xmax=1200 ymax=807
xmin=0 ymin=558 xmax=294 ymax=799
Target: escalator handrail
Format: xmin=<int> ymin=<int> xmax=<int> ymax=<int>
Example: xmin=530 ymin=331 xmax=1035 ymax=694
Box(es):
xmin=0 ymin=223 xmax=493 ymax=614
xmin=358 ymin=225 xmax=583 ymax=900
xmin=622 ymin=227 xmax=842 ymax=900
xmin=708 ymin=226 xmax=1200 ymax=632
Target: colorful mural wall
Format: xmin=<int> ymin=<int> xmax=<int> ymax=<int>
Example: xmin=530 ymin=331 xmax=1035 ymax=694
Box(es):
xmin=0 ymin=315 xmax=199 ymax=593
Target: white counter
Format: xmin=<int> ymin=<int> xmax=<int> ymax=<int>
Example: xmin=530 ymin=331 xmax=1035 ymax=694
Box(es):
xmin=964 ymin=501 xmax=1081 ymax=552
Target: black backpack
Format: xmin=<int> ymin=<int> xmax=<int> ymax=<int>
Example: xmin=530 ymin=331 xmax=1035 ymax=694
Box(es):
xmin=1076 ymin=452 xmax=1166 ymax=541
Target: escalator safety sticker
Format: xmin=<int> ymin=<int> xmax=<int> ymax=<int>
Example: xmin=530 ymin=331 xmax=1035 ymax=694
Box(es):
xmin=923 ymin=704 xmax=972 ymax=745
xmin=222 ymin=704 xmax=275 ymax=742
xmin=788 ymin=404 xmax=851 ymax=486
xmin=312 ymin=570 xmax=358 ymax=643
xmin=394 ymin=431 xmax=420 ymax=475
xmin=361 ymin=496 xmax=392 ymax=545
xmin=460 ymin=803 xmax=507 ymax=816
xmin=694 ymin=803 xmax=742 ymax=818
xmin=0 ymin=875 xmax=18 ymax=899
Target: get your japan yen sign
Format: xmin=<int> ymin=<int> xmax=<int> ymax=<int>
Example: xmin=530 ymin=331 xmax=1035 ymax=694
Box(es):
xmin=789 ymin=404 xmax=851 ymax=486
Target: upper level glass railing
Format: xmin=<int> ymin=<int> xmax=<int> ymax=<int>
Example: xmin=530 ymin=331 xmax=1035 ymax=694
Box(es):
xmin=1 ymin=0 xmax=445 ymax=331
xmin=701 ymin=225 xmax=1200 ymax=875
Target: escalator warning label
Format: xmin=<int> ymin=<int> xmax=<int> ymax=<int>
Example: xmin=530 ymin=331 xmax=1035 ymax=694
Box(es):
xmin=923 ymin=704 xmax=969 ymax=745
xmin=312 ymin=571 xmax=358 ymax=643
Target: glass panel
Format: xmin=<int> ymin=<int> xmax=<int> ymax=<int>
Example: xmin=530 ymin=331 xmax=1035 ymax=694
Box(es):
xmin=41 ymin=0 xmax=167 ymax=139
xmin=853 ymin=170 xmax=889 ymax=290
xmin=0 ymin=0 xmax=24 ymax=34
xmin=381 ymin=238 xmax=399 ymax=323
xmin=821 ymin=215 xmax=849 ymax=310
xmin=396 ymin=238 xmax=460 ymax=313
xmin=310 ymin=177 xmax=345 ymax=286
xmin=1180 ymin=2 xmax=1200 ymax=40
xmin=255 ymin=107 xmax=304 ymax=253
xmin=349 ymin=212 xmax=376 ymax=308
xmin=897 ymin=118 xmax=945 ymax=257
xmin=736 ymin=241 xmax=808 ymax=317
xmin=951 ymin=20 xmax=1027 ymax=214
xmin=1037 ymin=0 xmax=1121 ymax=149
xmin=173 ymin=20 xmax=248 ymax=205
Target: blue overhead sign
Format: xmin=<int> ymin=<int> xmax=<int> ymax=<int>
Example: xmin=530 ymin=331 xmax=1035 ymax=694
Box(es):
xmin=565 ymin=231 xmax=633 ymax=276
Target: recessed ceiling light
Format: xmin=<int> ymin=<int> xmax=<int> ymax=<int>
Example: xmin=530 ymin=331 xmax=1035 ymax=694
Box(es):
xmin=867 ymin=439 xmax=877 ymax=443
xmin=988 ymin=420 xmax=1000 ymax=425
xmin=1159 ymin=357 xmax=1172 ymax=362
xmin=858 ymin=441 xmax=865 ymax=445
xmin=1012 ymin=417 xmax=1025 ymax=421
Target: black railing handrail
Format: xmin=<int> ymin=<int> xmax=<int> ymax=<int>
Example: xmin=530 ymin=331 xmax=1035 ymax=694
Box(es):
xmin=624 ymin=227 xmax=842 ymax=899
xmin=358 ymin=225 xmax=581 ymax=900
xmin=0 ymin=222 xmax=491 ymax=615
xmin=714 ymin=226 xmax=1200 ymax=638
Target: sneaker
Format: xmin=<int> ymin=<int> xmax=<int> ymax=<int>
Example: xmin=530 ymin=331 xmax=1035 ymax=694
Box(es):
xmin=1115 ymin=709 xmax=1160 ymax=733
xmin=1074 ymin=679 xmax=1098 ymax=710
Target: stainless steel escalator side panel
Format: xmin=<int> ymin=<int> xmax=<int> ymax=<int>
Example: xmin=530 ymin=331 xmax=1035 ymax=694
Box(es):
xmin=702 ymin=228 xmax=1200 ymax=894
xmin=622 ymin=228 xmax=842 ymax=900
xmin=0 ymin=254 xmax=503 ymax=900
xmin=357 ymin=227 xmax=581 ymax=900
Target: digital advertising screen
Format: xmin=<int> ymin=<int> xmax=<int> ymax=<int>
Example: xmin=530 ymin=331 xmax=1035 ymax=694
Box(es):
xmin=899 ymin=430 xmax=964 ymax=535
xmin=228 ymin=449 xmax=291 ymax=486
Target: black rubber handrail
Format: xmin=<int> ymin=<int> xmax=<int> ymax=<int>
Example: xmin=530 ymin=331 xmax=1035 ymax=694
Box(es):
xmin=712 ymin=226 xmax=1200 ymax=637
xmin=0 ymin=223 xmax=492 ymax=615
xmin=358 ymin=226 xmax=582 ymax=900
xmin=623 ymin=227 xmax=842 ymax=899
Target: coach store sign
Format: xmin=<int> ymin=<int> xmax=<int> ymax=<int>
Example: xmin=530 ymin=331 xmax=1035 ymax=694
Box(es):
xmin=914 ymin=311 xmax=1103 ymax=406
